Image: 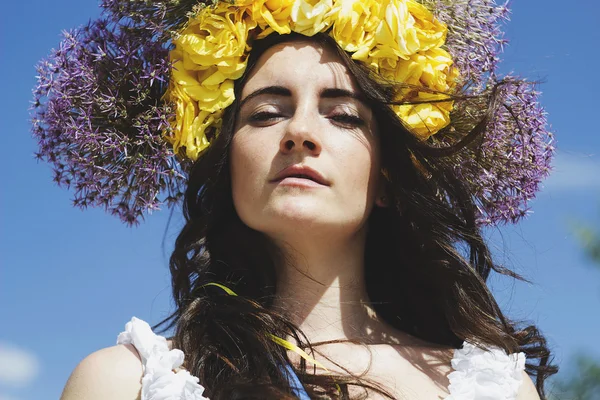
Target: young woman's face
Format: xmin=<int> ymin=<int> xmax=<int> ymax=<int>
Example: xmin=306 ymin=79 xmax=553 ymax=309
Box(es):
xmin=230 ymin=40 xmax=383 ymax=240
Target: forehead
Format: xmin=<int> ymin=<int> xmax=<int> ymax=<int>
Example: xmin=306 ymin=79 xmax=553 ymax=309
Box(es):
xmin=241 ymin=41 xmax=358 ymax=96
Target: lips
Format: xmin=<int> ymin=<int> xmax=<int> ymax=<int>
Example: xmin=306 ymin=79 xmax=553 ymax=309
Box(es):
xmin=271 ymin=165 xmax=329 ymax=186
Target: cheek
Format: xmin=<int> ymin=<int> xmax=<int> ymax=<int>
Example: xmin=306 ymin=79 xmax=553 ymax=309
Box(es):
xmin=230 ymin=133 xmax=271 ymax=212
xmin=230 ymin=136 xmax=253 ymax=195
xmin=332 ymin=136 xmax=380 ymax=196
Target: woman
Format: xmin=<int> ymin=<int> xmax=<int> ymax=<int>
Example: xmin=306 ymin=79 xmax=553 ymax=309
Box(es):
xmin=33 ymin=1 xmax=557 ymax=399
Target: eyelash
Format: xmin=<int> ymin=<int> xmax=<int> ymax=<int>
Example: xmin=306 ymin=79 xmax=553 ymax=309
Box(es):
xmin=330 ymin=113 xmax=365 ymax=127
xmin=248 ymin=111 xmax=281 ymax=123
xmin=248 ymin=111 xmax=365 ymax=127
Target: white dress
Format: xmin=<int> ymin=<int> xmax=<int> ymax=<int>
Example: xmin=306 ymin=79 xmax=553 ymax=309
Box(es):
xmin=117 ymin=317 xmax=527 ymax=400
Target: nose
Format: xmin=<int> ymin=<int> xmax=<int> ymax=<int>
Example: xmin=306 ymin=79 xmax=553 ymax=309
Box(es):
xmin=279 ymin=107 xmax=322 ymax=156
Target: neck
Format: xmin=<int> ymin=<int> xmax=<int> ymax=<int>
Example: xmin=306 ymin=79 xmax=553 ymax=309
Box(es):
xmin=270 ymin=230 xmax=392 ymax=344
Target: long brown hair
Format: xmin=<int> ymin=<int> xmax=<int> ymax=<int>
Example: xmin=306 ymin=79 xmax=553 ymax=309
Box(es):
xmin=159 ymin=32 xmax=557 ymax=399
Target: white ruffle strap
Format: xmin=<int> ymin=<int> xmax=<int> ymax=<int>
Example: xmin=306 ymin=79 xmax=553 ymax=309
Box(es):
xmin=118 ymin=318 xmax=527 ymax=400
xmin=445 ymin=341 xmax=526 ymax=400
xmin=117 ymin=317 xmax=209 ymax=400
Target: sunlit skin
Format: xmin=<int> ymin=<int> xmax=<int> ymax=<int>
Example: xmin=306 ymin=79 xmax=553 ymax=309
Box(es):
xmin=230 ymin=38 xmax=395 ymax=342
xmin=231 ymin=41 xmax=384 ymax=243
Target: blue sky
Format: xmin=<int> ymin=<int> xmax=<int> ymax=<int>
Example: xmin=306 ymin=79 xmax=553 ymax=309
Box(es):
xmin=1 ymin=1 xmax=599 ymax=399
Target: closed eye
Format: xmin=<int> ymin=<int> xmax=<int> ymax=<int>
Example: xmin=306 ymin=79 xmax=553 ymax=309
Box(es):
xmin=248 ymin=111 xmax=283 ymax=124
xmin=330 ymin=113 xmax=365 ymax=127
xmin=248 ymin=111 xmax=365 ymax=127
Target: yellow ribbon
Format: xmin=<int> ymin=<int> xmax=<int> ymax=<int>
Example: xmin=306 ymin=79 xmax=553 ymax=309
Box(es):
xmin=268 ymin=334 xmax=329 ymax=372
xmin=202 ymin=282 xmax=328 ymax=372
xmin=201 ymin=282 xmax=239 ymax=296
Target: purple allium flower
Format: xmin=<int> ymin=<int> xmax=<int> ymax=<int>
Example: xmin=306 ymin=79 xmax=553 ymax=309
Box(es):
xmin=101 ymin=0 xmax=211 ymax=34
xmin=424 ymin=0 xmax=510 ymax=85
xmin=450 ymin=78 xmax=555 ymax=225
xmin=31 ymin=15 xmax=184 ymax=225
xmin=420 ymin=0 xmax=555 ymax=226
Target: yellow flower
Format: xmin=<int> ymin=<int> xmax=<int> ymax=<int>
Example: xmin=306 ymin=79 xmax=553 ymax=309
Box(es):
xmin=165 ymin=84 xmax=224 ymax=160
xmin=330 ymin=0 xmax=384 ymax=59
xmin=166 ymin=3 xmax=257 ymax=160
xmin=175 ymin=3 xmax=254 ymax=76
xmin=380 ymin=48 xmax=457 ymax=93
xmin=170 ymin=52 xmax=236 ymax=114
xmin=358 ymin=0 xmax=454 ymax=138
xmin=251 ymin=0 xmax=295 ymax=38
xmin=166 ymin=81 xmax=225 ymax=160
xmin=369 ymin=0 xmax=447 ymax=61
xmin=168 ymin=52 xmax=234 ymax=160
xmin=406 ymin=1 xmax=446 ymax=52
xmin=379 ymin=48 xmax=457 ymax=138
xmin=394 ymin=93 xmax=453 ymax=140
xmin=370 ymin=0 xmax=418 ymax=60
xmin=290 ymin=0 xmax=337 ymax=36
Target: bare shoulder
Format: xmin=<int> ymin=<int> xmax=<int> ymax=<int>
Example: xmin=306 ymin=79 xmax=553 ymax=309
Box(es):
xmin=517 ymin=370 xmax=541 ymax=400
xmin=60 ymin=344 xmax=143 ymax=400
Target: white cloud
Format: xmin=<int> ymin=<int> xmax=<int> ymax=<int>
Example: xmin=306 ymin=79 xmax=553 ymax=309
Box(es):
xmin=543 ymin=152 xmax=600 ymax=191
xmin=0 ymin=394 xmax=20 ymax=400
xmin=0 ymin=342 xmax=40 ymax=387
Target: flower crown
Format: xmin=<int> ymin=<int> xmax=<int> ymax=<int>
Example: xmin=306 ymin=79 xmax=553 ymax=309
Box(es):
xmin=31 ymin=0 xmax=555 ymax=226
xmin=167 ymin=0 xmax=458 ymax=161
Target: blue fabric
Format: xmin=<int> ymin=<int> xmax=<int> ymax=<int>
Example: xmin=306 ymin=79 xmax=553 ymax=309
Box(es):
xmin=282 ymin=363 xmax=311 ymax=399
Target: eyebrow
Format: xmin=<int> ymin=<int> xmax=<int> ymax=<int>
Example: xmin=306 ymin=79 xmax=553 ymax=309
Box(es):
xmin=238 ymin=85 xmax=368 ymax=109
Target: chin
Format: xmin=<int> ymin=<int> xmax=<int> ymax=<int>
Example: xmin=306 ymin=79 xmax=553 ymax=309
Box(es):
xmin=236 ymin=196 xmax=370 ymax=237
xmin=252 ymin=208 xmax=367 ymax=242
xmin=265 ymin=203 xmax=329 ymax=229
